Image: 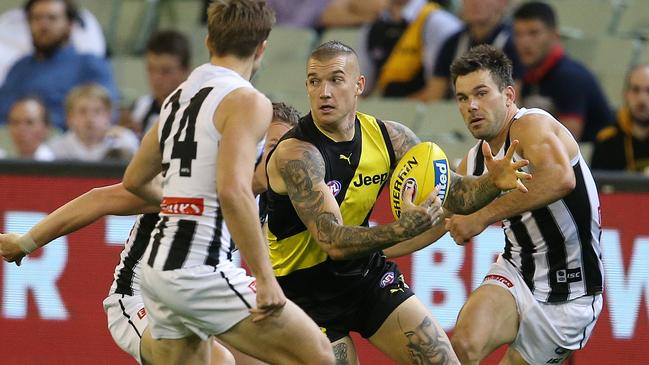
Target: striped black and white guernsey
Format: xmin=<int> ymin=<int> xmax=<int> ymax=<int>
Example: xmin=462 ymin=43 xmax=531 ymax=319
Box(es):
xmin=107 ymin=213 xmax=159 ymax=296
xmin=466 ymin=107 xmax=604 ymax=303
xmin=143 ymin=64 xmax=261 ymax=271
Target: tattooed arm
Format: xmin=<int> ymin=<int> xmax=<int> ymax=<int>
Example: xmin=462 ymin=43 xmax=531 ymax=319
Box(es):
xmin=384 ymin=121 xmax=529 ymax=215
xmin=267 ymin=138 xmax=439 ymax=260
xmin=383 ymin=120 xmax=421 ymax=161
xmin=444 ymin=140 xmax=530 ymax=214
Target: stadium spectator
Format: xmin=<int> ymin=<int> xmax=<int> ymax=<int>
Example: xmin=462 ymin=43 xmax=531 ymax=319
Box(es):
xmin=122 ymin=30 xmax=191 ymax=138
xmin=48 ymin=84 xmax=138 ymax=161
xmin=421 ymin=0 xmax=523 ymax=101
xmin=2 ymin=96 xmax=54 ymax=160
xmin=513 ymin=1 xmax=613 ymax=142
xmin=358 ymin=0 xmax=461 ymax=97
xmin=0 ymin=2 xmax=105 ymax=85
xmin=254 ymin=0 xmax=386 ymax=29
xmin=0 ymin=0 xmax=118 ymax=131
xmin=592 ymin=64 xmax=649 ymax=173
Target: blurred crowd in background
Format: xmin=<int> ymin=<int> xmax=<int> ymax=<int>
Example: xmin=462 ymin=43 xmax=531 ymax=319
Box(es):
xmin=0 ymin=0 xmax=647 ymax=175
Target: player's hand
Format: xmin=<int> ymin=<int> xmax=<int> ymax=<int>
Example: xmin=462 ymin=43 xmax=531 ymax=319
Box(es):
xmin=0 ymin=233 xmax=27 ymax=266
xmin=444 ymin=214 xmax=487 ymax=245
xmin=484 ymin=140 xmax=532 ymax=193
xmin=399 ymin=186 xmax=443 ymax=235
xmin=249 ymin=276 xmax=287 ymax=322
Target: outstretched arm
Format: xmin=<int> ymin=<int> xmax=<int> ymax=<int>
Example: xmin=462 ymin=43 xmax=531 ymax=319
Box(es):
xmin=444 ymin=140 xmax=530 ymax=215
xmin=0 ymin=183 xmax=160 ymax=265
xmin=267 ymin=137 xmax=440 ymax=261
xmin=446 ymin=115 xmax=576 ymax=244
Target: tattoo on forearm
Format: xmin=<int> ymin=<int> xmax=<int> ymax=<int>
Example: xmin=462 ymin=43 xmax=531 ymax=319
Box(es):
xmin=279 ymin=145 xmax=432 ymax=259
xmin=403 ymin=316 xmax=455 ymax=365
xmin=315 ymin=210 xmax=431 ymax=258
xmin=333 ymin=343 xmax=350 ymax=365
xmin=386 ymin=121 xmax=421 ymax=160
xmin=444 ymin=172 xmax=500 ymax=215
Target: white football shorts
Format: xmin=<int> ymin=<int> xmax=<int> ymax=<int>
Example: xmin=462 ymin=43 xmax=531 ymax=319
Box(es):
xmin=481 ymin=256 xmax=603 ymax=364
xmin=103 ymin=293 xmax=149 ymax=364
xmin=141 ymin=261 xmax=257 ymax=340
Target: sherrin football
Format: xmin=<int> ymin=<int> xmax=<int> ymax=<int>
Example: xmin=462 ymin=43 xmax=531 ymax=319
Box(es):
xmin=390 ymin=142 xmax=451 ymax=220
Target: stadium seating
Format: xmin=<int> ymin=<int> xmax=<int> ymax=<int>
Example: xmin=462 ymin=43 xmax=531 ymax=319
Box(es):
xmin=563 ymin=35 xmax=642 ymax=106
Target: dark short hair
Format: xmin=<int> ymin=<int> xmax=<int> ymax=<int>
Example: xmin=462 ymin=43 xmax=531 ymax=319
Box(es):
xmin=206 ymin=0 xmax=275 ymax=58
xmin=513 ymin=1 xmax=557 ymax=29
xmin=24 ymin=0 xmax=78 ymax=22
xmin=310 ymin=40 xmax=357 ymax=62
xmin=146 ymin=30 xmax=192 ymax=68
xmin=450 ymin=44 xmax=514 ymax=91
xmin=9 ymin=95 xmax=50 ymax=125
xmin=272 ymin=102 xmax=300 ymax=127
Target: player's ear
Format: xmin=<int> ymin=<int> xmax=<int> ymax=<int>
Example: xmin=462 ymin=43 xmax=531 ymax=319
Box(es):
xmin=504 ymin=85 xmax=516 ymax=106
xmin=356 ymin=75 xmax=365 ymax=96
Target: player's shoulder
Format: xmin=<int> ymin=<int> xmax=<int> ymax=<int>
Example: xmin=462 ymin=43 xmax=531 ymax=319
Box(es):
xmin=510 ymin=109 xmax=557 ymax=134
xmin=223 ymin=86 xmax=270 ymax=107
xmin=274 ymin=136 xmax=319 ymax=159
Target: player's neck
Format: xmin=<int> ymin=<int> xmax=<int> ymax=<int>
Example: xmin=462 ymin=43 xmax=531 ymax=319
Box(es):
xmin=313 ymin=112 xmax=356 ymax=142
xmin=209 ymin=54 xmax=254 ymax=81
xmin=486 ymin=106 xmax=518 ymax=152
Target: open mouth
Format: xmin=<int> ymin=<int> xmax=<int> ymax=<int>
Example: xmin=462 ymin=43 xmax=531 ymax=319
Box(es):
xmin=319 ymin=105 xmax=335 ymax=112
xmin=470 ymin=117 xmax=484 ymax=124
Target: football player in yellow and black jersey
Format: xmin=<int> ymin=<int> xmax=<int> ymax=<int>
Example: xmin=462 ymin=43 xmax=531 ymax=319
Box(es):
xmin=265 ymin=41 xmax=531 ymax=365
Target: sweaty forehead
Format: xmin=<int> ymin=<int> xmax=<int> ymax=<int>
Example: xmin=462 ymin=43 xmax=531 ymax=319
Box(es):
xmin=306 ymin=54 xmax=359 ymax=77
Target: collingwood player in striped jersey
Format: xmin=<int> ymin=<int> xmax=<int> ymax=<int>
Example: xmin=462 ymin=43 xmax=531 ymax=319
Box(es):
xmin=121 ymin=1 xmax=333 ymax=364
xmin=444 ymin=45 xmax=604 ymax=365
xmin=0 ymin=103 xmax=301 ymax=365
xmin=0 ymin=184 xmax=233 ymax=364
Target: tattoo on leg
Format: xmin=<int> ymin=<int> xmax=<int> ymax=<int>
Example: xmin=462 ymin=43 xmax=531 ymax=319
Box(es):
xmin=333 ymin=343 xmax=350 ymax=365
xmin=403 ymin=316 xmax=454 ymax=365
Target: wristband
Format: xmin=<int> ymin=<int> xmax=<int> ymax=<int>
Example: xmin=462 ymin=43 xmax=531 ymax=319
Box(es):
xmin=17 ymin=234 xmax=38 ymax=254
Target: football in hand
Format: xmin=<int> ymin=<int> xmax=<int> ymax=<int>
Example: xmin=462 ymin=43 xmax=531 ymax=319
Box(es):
xmin=389 ymin=142 xmax=451 ymax=220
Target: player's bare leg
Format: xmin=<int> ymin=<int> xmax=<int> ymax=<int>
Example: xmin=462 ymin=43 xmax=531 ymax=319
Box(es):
xmin=369 ymin=296 xmax=459 ymax=364
xmin=451 ymin=285 xmax=519 ymax=365
xmin=499 ymin=347 xmax=529 ymax=365
xmin=141 ymin=330 xmax=209 ymax=365
xmin=218 ymin=338 xmax=268 ymax=365
xmin=330 ymin=336 xmax=359 ymax=365
xmin=217 ymin=301 xmax=334 ymax=365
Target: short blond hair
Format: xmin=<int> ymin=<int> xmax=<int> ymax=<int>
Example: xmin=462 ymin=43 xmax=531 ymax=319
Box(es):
xmin=65 ymin=83 xmax=112 ymax=114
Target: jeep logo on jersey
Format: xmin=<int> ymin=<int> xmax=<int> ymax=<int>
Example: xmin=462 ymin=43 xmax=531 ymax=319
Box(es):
xmin=353 ymin=172 xmax=388 ymax=187
xmin=380 ymin=272 xmax=395 ymax=288
xmin=433 ymin=159 xmax=448 ymax=201
xmin=327 ymin=180 xmax=342 ymax=197
xmin=161 ymin=197 xmax=204 ymax=216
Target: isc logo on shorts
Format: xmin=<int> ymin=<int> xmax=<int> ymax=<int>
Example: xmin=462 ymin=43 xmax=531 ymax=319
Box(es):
xmin=248 ymin=280 xmax=257 ymax=293
xmin=137 ymin=307 xmax=146 ymax=319
xmin=556 ymin=268 xmax=582 ymax=283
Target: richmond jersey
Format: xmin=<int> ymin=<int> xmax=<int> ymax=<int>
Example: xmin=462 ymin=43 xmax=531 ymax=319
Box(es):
xmin=466 ymin=108 xmax=604 ymax=302
xmin=144 ymin=64 xmax=259 ymax=270
xmin=266 ymin=112 xmax=396 ymax=303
